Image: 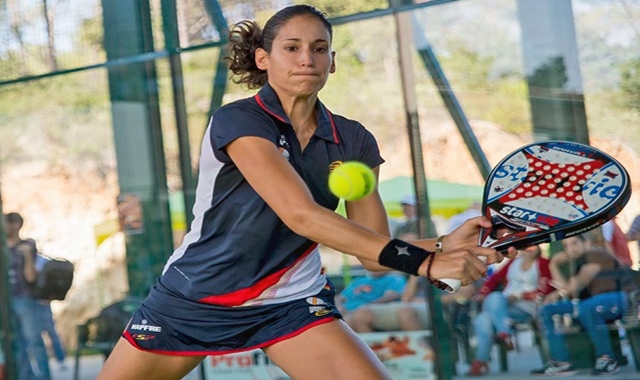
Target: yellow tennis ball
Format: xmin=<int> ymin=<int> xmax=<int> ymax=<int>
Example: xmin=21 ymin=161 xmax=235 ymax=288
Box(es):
xmin=328 ymin=162 xmax=376 ymax=201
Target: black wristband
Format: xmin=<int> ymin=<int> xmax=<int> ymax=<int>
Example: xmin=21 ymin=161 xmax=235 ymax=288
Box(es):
xmin=378 ymin=239 xmax=433 ymax=276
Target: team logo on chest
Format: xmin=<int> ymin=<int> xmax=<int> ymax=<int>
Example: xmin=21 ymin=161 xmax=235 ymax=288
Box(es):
xmin=278 ymin=134 xmax=290 ymax=161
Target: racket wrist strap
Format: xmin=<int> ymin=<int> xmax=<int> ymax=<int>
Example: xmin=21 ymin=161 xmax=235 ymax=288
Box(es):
xmin=426 ymin=254 xmax=451 ymax=291
xmin=378 ymin=239 xmax=432 ymax=276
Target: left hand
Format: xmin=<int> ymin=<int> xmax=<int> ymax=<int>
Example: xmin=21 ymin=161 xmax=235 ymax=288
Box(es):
xmin=444 ymin=216 xmax=517 ymax=263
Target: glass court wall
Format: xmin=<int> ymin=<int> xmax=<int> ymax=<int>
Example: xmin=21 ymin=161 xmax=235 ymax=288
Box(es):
xmin=1 ymin=0 xmax=639 ymax=379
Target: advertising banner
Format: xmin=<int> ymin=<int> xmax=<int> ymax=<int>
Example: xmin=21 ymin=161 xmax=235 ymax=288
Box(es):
xmin=203 ymin=330 xmax=435 ymax=380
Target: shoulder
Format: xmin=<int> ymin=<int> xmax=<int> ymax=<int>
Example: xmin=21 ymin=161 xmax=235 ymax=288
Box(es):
xmin=209 ymin=97 xmax=280 ymax=147
xmin=330 ymin=113 xmax=375 ymax=140
xmin=18 ymin=239 xmax=36 ymax=251
xmin=585 ymin=249 xmax=615 ymax=265
xmin=213 ymin=97 xmax=269 ymax=123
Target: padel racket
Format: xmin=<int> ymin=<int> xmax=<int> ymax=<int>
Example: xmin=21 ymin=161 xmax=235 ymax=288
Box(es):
xmin=441 ymin=141 xmax=632 ymax=292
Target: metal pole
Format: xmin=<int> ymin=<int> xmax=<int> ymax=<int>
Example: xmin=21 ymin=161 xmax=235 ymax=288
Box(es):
xmin=161 ymin=0 xmax=196 ymax=229
xmin=203 ymin=0 xmax=229 ymax=118
xmin=392 ymin=1 xmax=453 ymax=379
xmin=412 ymin=20 xmax=492 ymax=180
xmin=0 ymin=188 xmax=17 ymax=379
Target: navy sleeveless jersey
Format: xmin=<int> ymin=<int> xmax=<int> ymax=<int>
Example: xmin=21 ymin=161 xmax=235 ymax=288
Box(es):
xmin=159 ymin=84 xmax=384 ymax=307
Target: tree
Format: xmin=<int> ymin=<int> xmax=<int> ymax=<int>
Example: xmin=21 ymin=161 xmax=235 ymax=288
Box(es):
xmin=620 ymin=58 xmax=640 ymax=113
xmin=527 ymin=56 xmax=568 ymax=89
xmin=42 ymin=0 xmax=58 ymax=71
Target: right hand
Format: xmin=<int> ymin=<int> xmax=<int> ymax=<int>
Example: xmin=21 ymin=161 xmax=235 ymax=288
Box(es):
xmin=418 ymin=245 xmax=501 ymax=287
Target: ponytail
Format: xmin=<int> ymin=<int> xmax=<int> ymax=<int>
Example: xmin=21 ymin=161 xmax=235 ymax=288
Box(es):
xmin=224 ymin=21 xmax=266 ymax=89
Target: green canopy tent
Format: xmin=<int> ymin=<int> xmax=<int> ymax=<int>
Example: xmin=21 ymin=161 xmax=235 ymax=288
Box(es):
xmin=335 ymin=176 xmax=483 ymax=219
xmin=379 ymin=176 xmax=483 ymax=218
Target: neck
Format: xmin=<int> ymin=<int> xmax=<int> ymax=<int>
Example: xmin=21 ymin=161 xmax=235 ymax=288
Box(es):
xmin=282 ymin=96 xmax=317 ymax=130
xmin=6 ymin=234 xmax=20 ymax=247
xmin=269 ymin=83 xmax=318 ymax=131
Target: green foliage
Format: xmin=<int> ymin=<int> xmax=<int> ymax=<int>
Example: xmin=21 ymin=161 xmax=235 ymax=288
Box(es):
xmin=439 ymin=43 xmax=495 ymax=89
xmin=298 ymin=0 xmax=388 ymax=18
xmin=620 ymin=58 xmax=640 ymax=113
xmin=527 ymin=56 xmax=568 ymax=89
xmin=0 ymin=70 xmax=112 ymax=167
xmin=77 ymin=15 xmax=104 ymax=52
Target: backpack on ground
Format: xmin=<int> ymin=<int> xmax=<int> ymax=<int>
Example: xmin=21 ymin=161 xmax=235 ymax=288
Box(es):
xmin=31 ymin=255 xmax=74 ymax=301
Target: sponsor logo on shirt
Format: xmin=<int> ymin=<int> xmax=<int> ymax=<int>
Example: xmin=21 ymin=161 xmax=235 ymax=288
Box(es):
xmin=329 ymin=161 xmax=343 ymax=173
xmin=278 ymin=134 xmax=290 ymax=161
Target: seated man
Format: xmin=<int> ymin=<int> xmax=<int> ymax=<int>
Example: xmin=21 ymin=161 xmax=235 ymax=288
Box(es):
xmin=531 ymin=231 xmax=629 ymax=376
xmin=336 ymin=271 xmax=407 ymax=332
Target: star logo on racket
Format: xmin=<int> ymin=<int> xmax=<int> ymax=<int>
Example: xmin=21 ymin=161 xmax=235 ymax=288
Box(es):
xmin=604 ymin=171 xmax=618 ymax=179
xmin=396 ymin=246 xmax=410 ymax=256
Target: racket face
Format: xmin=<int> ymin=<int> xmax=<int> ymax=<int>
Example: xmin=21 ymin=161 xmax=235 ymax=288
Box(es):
xmin=479 ymin=141 xmax=631 ymax=251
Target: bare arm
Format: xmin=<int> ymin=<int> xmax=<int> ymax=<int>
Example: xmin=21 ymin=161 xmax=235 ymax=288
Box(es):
xmin=226 ymin=136 xmax=503 ymax=283
xmin=569 ymin=263 xmax=601 ymax=297
xmin=19 ymin=243 xmax=38 ymax=283
xmin=549 ymin=252 xmax=571 ymax=288
xmin=401 ymin=276 xmax=420 ymax=302
xmin=342 ymin=169 xmax=393 ymax=271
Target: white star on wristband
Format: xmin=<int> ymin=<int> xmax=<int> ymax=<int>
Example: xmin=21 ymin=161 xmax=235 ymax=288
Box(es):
xmin=396 ymin=246 xmax=410 ymax=256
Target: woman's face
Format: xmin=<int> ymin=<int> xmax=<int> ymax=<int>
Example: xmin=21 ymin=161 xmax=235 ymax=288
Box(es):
xmin=256 ymin=15 xmax=335 ymax=98
xmin=519 ymin=245 xmax=540 ymax=259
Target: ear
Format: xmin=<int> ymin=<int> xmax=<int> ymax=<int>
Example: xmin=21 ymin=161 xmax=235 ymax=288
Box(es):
xmin=329 ymin=51 xmax=336 ymax=74
xmin=255 ymin=48 xmax=268 ymax=70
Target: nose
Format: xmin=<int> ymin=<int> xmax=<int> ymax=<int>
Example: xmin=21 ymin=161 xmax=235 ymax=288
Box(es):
xmin=299 ymin=47 xmax=313 ymax=66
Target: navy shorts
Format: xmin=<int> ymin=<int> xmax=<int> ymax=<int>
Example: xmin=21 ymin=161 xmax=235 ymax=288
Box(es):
xmin=122 ymin=281 xmax=341 ymax=355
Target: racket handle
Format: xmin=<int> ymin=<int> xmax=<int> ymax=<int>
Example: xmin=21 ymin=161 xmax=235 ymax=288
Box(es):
xmin=439 ymin=279 xmax=460 ymax=293
xmin=436 ymin=256 xmax=488 ymax=293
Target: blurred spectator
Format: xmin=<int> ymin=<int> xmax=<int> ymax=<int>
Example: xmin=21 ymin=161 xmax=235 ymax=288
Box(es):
xmin=531 ymin=233 xmax=628 ymax=376
xmin=394 ymin=275 xmax=430 ymax=331
xmin=5 ymin=212 xmax=50 ymax=380
xmin=337 ymin=271 xmax=407 ymax=332
xmin=626 ymin=214 xmax=640 ymax=262
xmin=601 ymin=218 xmax=632 ymax=266
xmin=34 ymin=255 xmax=67 ymax=371
xmin=37 ymin=301 xmax=67 ymax=371
xmin=446 ymin=201 xmax=482 ymax=234
xmin=392 ymin=195 xmax=438 ymax=239
xmin=467 ymin=246 xmax=553 ymax=376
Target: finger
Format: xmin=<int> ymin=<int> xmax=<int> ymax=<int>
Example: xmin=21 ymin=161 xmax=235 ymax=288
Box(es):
xmin=478 ymin=216 xmax=493 ymax=227
xmin=471 ymin=247 xmax=503 ymax=266
xmin=469 ymin=255 xmax=489 ymax=277
xmin=504 ymin=246 xmax=518 ymax=258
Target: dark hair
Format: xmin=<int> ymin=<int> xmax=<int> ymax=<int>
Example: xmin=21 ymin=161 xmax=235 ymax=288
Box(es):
xmin=224 ymin=4 xmax=332 ymax=89
xmin=5 ymin=212 xmax=23 ymax=227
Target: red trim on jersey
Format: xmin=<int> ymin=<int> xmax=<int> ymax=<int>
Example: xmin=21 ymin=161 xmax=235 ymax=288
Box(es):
xmin=326 ymin=109 xmax=340 ymax=144
xmin=197 ymin=243 xmax=318 ymax=306
xmin=255 ymin=93 xmax=340 ymax=144
xmin=254 ymin=94 xmax=286 ymax=123
xmin=122 ymin=316 xmax=336 ymax=356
